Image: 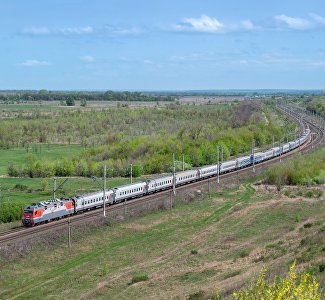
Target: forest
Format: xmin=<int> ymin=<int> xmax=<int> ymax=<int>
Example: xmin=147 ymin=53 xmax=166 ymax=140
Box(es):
xmin=0 ymin=90 xmax=175 ymax=103
xmin=1 ymin=101 xmax=295 ymax=178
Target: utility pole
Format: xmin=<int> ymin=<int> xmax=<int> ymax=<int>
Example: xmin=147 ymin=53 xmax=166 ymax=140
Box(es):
xmin=252 ymin=140 xmax=255 ymax=173
xmin=221 ymin=146 xmax=224 ymax=164
xmin=103 ymin=165 xmax=106 ymax=217
xmin=53 ymin=177 xmax=57 ymax=199
xmin=272 ymin=135 xmax=275 ymax=148
xmin=68 ymin=216 xmax=71 ymax=248
xmin=53 ymin=177 xmax=68 ymax=199
xmin=173 ymin=153 xmax=176 ymax=195
xmin=217 ymin=146 xmax=220 ymax=184
xmin=130 ymin=164 xmax=133 ymax=184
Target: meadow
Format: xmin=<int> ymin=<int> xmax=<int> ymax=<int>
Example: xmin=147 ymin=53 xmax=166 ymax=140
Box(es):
xmin=0 ymin=181 xmax=323 ymax=299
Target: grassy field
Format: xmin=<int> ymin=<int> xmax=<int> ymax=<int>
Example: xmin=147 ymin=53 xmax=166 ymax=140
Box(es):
xmin=0 ymin=176 xmax=138 ymax=205
xmin=0 ymin=144 xmax=83 ymax=175
xmin=0 ymin=182 xmax=323 ymax=299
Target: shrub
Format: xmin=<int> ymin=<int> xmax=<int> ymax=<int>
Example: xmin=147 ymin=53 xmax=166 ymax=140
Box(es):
xmin=232 ymin=262 xmax=323 ymax=300
xmin=13 ymin=183 xmax=28 ymax=191
xmin=190 ymin=249 xmax=198 ymax=255
xmin=187 ymin=290 xmax=205 ymax=300
xmin=130 ymin=272 xmax=149 ymax=284
xmin=319 ymin=263 xmax=325 ymax=273
xmin=238 ymin=249 xmax=250 ymax=258
xmin=303 ymin=223 xmax=313 ymax=228
xmin=0 ymin=201 xmax=24 ymax=223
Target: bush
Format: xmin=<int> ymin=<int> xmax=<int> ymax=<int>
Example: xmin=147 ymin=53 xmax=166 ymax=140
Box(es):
xmin=303 ymin=222 xmax=313 ymax=228
xmin=130 ymin=272 xmax=149 ymax=284
xmin=187 ymin=290 xmax=205 ymax=300
xmin=7 ymin=163 xmax=20 ymax=177
xmin=319 ymin=263 xmax=325 ymax=273
xmin=232 ymin=262 xmax=323 ymax=300
xmin=66 ymin=97 xmax=75 ymax=106
xmin=13 ymin=183 xmax=28 ymax=191
xmin=0 ymin=201 xmax=24 ymax=223
xmin=190 ymin=249 xmax=198 ymax=255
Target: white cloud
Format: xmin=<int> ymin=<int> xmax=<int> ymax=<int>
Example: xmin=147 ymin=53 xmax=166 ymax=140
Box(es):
xmin=101 ymin=26 xmax=141 ymax=37
xmin=23 ymin=26 xmax=93 ymax=35
xmin=175 ymin=15 xmax=224 ymax=33
xmin=309 ymin=13 xmax=325 ymax=25
xmin=80 ymin=55 xmax=95 ymax=62
xmin=21 ymin=25 xmax=142 ymax=38
xmin=241 ymin=20 xmax=259 ymax=31
xmin=22 ymin=26 xmax=51 ymax=35
xmin=18 ymin=59 xmax=50 ymax=67
xmin=275 ymin=15 xmax=313 ymax=30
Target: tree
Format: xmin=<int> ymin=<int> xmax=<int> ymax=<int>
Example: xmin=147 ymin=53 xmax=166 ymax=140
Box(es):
xmin=80 ymin=99 xmax=87 ymax=107
xmin=66 ymin=97 xmax=75 ymax=106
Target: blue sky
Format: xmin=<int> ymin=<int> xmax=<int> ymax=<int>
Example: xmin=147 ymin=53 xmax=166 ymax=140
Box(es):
xmin=1 ymin=0 xmax=325 ymax=90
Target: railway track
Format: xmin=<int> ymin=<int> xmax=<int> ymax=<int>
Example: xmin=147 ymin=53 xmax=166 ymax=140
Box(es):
xmin=0 ymin=108 xmax=323 ymax=245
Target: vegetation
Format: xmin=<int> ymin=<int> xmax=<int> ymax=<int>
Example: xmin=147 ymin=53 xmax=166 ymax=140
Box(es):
xmin=0 ymin=90 xmax=175 ymax=103
xmin=1 ymin=101 xmax=294 ymax=178
xmin=264 ymin=147 xmax=325 ymax=188
xmin=0 ymin=182 xmax=324 ymax=299
xmin=130 ymin=272 xmax=149 ymax=284
xmin=233 ymin=262 xmax=322 ymax=300
xmin=306 ymin=97 xmax=325 ymax=117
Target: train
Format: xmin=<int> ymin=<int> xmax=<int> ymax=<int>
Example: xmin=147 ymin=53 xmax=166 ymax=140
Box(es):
xmin=22 ymin=128 xmax=311 ymax=226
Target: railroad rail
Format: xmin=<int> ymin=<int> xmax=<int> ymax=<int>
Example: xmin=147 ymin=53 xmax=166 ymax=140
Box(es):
xmin=0 ymin=107 xmax=323 ymax=245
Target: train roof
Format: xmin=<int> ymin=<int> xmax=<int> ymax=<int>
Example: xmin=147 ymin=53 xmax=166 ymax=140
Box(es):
xmin=112 ymin=181 xmax=147 ymax=190
xmin=24 ymin=198 xmax=69 ymax=210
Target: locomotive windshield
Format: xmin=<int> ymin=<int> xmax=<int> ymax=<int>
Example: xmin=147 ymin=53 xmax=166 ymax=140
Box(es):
xmin=23 ymin=210 xmax=32 ymax=214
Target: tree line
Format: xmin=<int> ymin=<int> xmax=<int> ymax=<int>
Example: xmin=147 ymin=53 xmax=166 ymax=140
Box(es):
xmin=0 ymin=90 xmax=175 ymax=103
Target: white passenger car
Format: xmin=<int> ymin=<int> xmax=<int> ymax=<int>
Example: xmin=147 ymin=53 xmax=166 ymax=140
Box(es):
xmin=113 ymin=182 xmax=147 ymax=203
xmin=176 ymin=170 xmax=199 ymax=185
xmin=220 ymin=159 xmax=237 ymax=173
xmin=264 ymin=149 xmax=274 ymax=159
xmin=75 ymin=190 xmax=114 ymax=211
xmin=254 ymin=152 xmax=265 ymax=163
xmin=198 ymin=165 xmax=218 ymax=179
xmin=237 ymin=155 xmax=252 ymax=168
xmin=147 ymin=175 xmax=173 ymax=193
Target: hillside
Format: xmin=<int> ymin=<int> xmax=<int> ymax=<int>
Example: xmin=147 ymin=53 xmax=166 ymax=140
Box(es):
xmin=0 ymin=181 xmax=324 ymax=299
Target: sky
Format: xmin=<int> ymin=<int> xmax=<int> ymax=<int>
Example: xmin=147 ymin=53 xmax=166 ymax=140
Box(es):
xmin=1 ymin=0 xmax=325 ymax=90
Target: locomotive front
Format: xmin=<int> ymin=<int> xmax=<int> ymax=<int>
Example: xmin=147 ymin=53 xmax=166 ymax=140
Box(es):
xmin=22 ymin=206 xmax=38 ymax=226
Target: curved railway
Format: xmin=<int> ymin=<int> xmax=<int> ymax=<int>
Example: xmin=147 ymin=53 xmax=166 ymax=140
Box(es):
xmin=0 ymin=106 xmax=324 ymax=245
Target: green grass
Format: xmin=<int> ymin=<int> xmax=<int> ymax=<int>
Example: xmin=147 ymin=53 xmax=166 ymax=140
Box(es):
xmin=0 ymin=144 xmax=83 ymax=175
xmin=0 ymin=176 xmax=134 ymax=203
xmin=0 ymin=182 xmax=323 ymax=299
xmin=0 ymin=103 xmax=58 ymax=111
